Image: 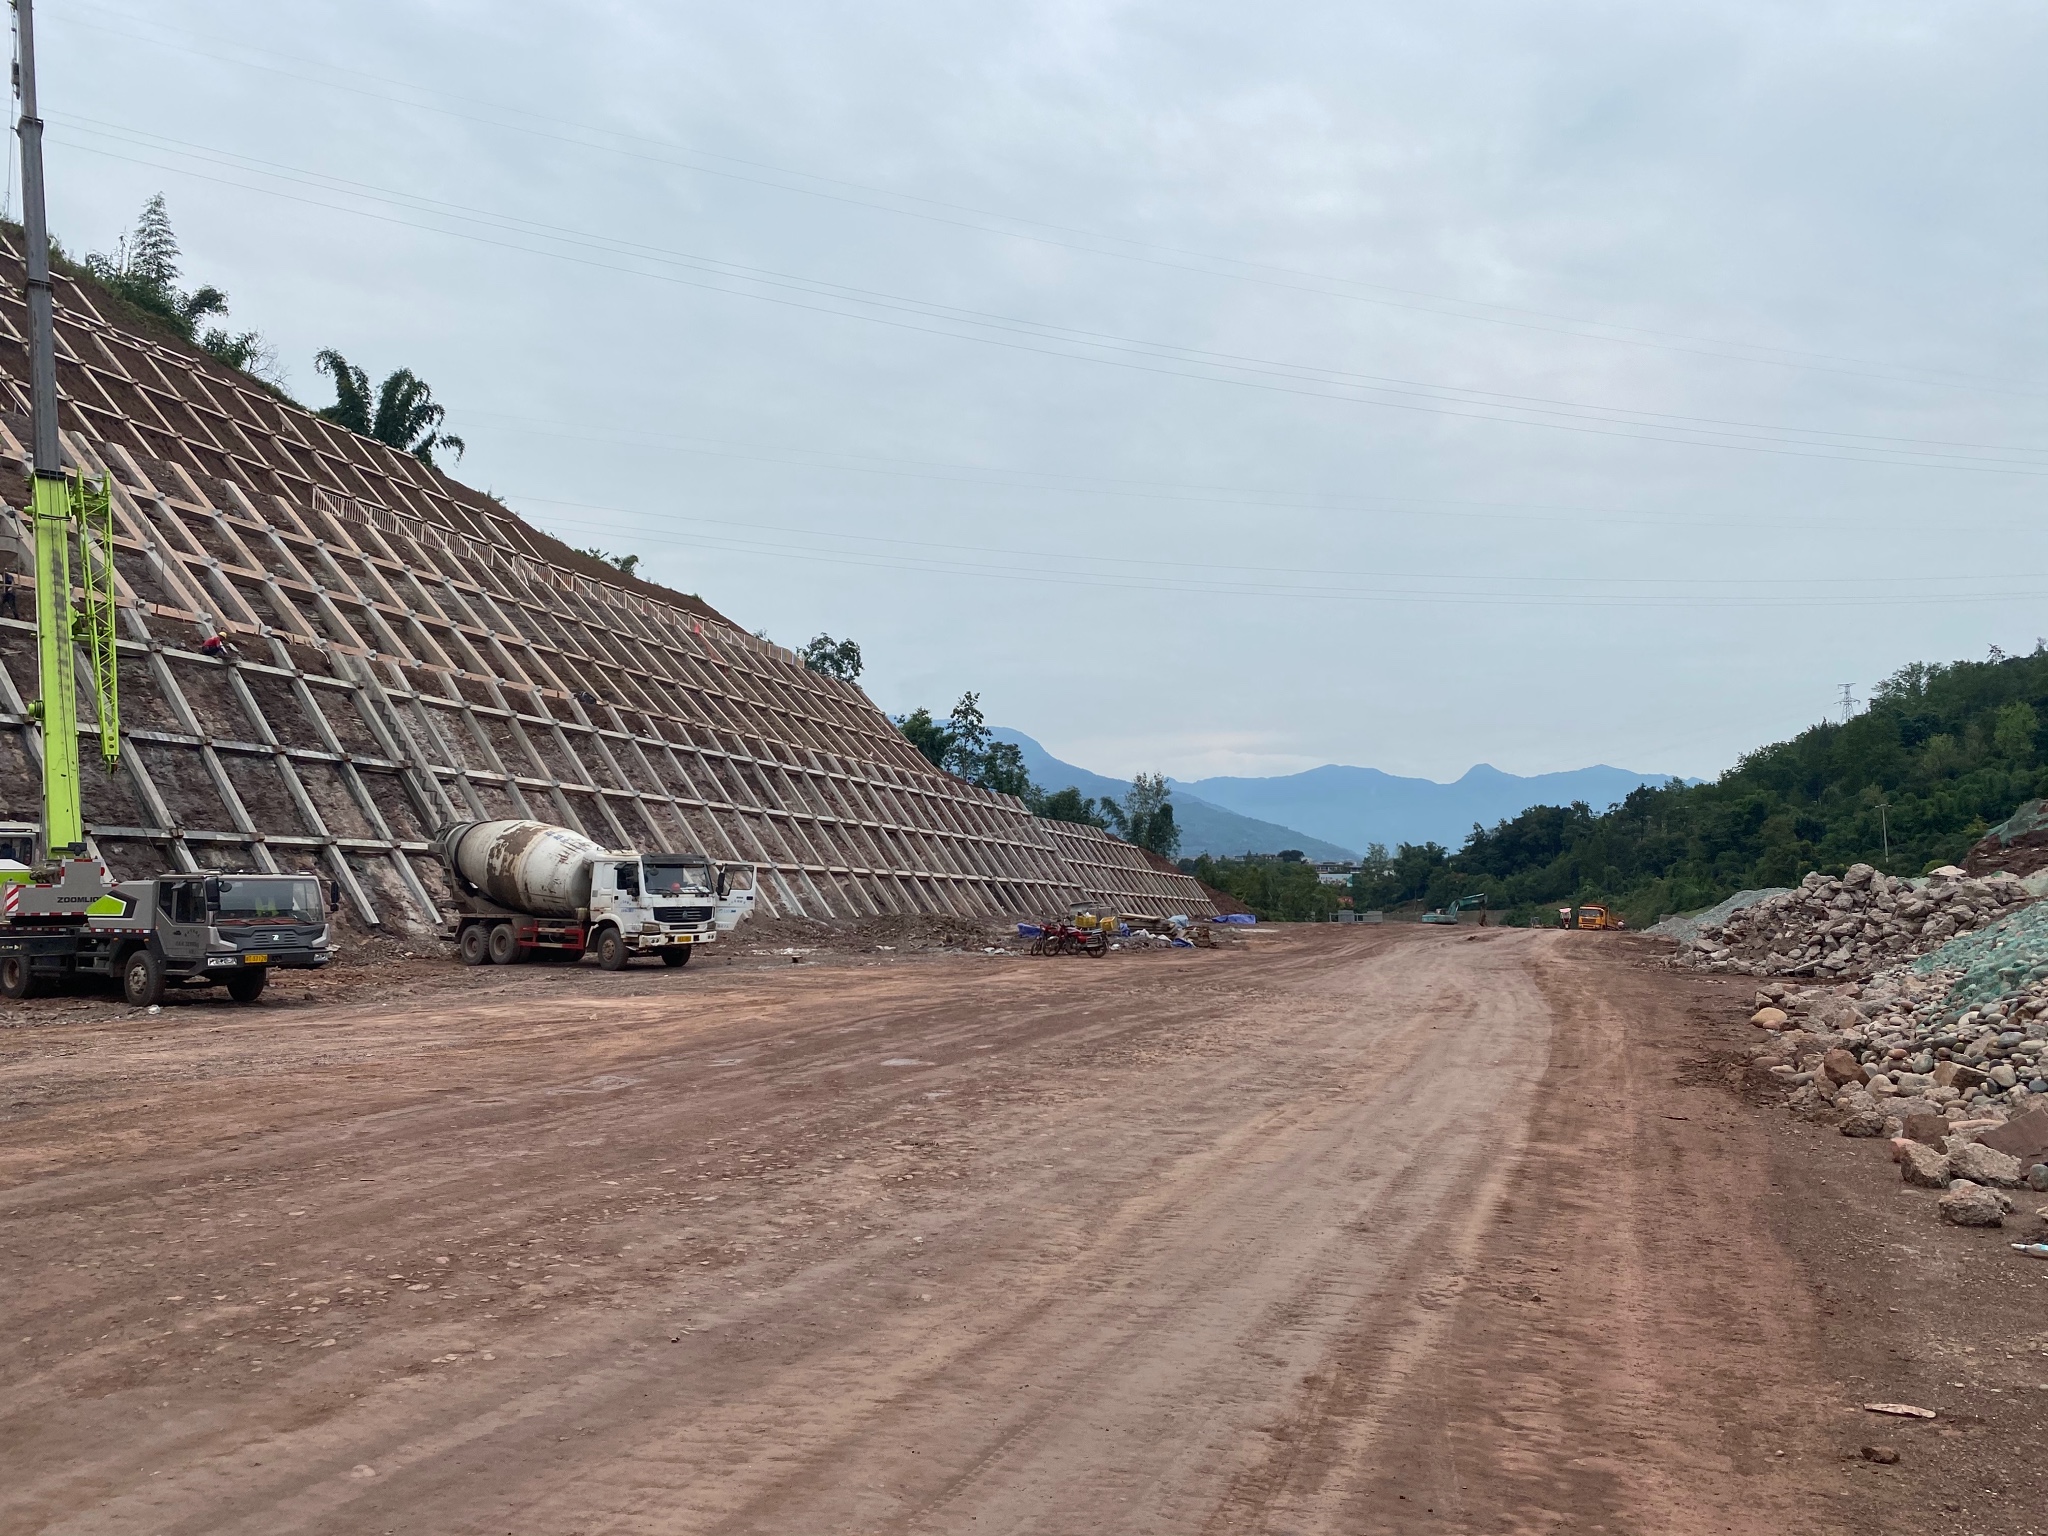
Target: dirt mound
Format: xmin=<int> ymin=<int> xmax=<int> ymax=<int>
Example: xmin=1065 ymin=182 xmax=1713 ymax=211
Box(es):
xmin=723 ymin=912 xmax=1011 ymax=956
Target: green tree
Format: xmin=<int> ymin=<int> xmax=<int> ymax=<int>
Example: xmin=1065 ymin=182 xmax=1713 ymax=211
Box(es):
xmin=946 ymin=692 xmax=990 ymax=765
xmin=1185 ymin=853 xmax=1342 ymax=921
xmin=1993 ymin=700 xmax=2037 ymax=762
xmin=83 ymin=194 xmax=279 ymax=382
xmin=314 ymin=351 xmax=466 ymax=466
xmin=800 ymin=634 xmax=863 ymax=681
xmin=575 ymin=548 xmax=641 ymax=577
xmin=895 ymin=707 xmax=952 ymax=769
xmin=1105 ymin=772 xmax=1180 ymax=859
xmin=1028 ymin=785 xmax=1112 ymax=827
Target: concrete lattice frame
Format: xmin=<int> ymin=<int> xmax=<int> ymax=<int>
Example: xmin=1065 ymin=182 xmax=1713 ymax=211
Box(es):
xmin=0 ymin=235 xmax=1215 ymax=926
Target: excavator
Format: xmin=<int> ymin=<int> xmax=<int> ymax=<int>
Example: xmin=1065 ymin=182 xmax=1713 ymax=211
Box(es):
xmin=1420 ymin=893 xmax=1489 ymax=925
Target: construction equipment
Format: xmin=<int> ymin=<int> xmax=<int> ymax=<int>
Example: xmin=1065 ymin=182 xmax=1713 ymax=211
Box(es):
xmin=433 ymin=818 xmax=755 ymax=970
xmin=1 ymin=868 xmax=333 ymax=1004
xmin=10 ymin=0 xmax=119 ymax=869
xmin=0 ymin=9 xmax=339 ymax=1010
xmin=1421 ymin=893 xmax=1489 ymax=925
xmin=1557 ymin=904 xmax=1626 ymax=931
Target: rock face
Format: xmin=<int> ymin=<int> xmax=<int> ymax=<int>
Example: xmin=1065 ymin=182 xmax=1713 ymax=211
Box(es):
xmin=1936 ymin=1180 xmax=2007 ymax=1226
xmin=1674 ymin=866 xmax=2030 ymax=979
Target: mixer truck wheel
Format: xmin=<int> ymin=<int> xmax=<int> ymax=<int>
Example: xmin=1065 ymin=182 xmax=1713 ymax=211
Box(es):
xmin=459 ymin=924 xmax=490 ymax=966
xmin=660 ymin=946 xmax=691 ymax=967
xmin=486 ymin=922 xmax=526 ymax=965
xmin=224 ymin=967 xmax=268 ymax=1004
xmin=595 ymin=927 xmax=628 ymax=971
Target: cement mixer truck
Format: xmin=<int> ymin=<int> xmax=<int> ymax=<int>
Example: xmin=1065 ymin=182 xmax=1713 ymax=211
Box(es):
xmin=433 ymin=819 xmax=756 ymax=970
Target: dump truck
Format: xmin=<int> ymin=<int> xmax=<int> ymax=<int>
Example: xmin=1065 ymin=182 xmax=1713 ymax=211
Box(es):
xmin=433 ymin=819 xmax=756 ymax=970
xmin=1556 ymin=903 xmax=1625 ymax=930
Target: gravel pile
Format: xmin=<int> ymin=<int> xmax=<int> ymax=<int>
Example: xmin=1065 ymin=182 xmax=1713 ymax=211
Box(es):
xmin=1735 ymin=894 xmax=2048 ymax=1230
xmin=1908 ymin=896 xmax=2048 ymax=1009
xmin=1673 ymin=863 xmax=2030 ymax=978
xmin=1644 ymin=888 xmax=1790 ymax=946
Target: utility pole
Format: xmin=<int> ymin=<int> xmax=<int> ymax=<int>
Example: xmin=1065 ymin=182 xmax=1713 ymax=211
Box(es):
xmin=1837 ymin=683 xmax=1857 ymax=724
xmin=1876 ymin=801 xmax=1890 ymax=865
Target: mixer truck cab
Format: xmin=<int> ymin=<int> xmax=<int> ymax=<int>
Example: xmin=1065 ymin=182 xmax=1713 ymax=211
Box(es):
xmin=435 ymin=819 xmax=747 ymax=971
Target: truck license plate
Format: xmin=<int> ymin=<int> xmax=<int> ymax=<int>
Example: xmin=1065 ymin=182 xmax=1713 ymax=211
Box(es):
xmin=243 ymin=953 xmax=268 ymax=964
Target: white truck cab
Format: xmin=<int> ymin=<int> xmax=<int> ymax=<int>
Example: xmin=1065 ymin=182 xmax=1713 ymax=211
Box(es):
xmin=437 ymin=818 xmax=758 ymax=971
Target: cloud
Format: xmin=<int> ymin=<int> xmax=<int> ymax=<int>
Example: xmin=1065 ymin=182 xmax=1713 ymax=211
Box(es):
xmin=39 ymin=0 xmax=2048 ymax=782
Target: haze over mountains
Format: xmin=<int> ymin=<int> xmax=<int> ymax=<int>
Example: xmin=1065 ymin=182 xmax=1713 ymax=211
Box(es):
xmin=991 ymin=731 xmax=1354 ymax=862
xmin=994 ymin=730 xmax=1684 ymax=861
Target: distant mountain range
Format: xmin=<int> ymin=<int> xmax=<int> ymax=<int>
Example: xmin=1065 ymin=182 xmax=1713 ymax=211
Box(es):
xmin=997 ymin=728 xmax=1688 ymax=861
xmin=992 ymin=730 xmax=1353 ymax=861
xmin=1179 ymin=763 xmax=1689 ymax=855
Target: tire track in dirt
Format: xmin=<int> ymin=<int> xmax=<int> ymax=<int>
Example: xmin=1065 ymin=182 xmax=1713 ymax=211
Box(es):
xmin=0 ymin=928 xmax=1886 ymax=1535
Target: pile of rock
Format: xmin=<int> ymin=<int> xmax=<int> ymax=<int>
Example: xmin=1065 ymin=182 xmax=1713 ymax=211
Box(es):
xmin=1741 ymin=936 xmax=2048 ymax=1227
xmin=1674 ymin=864 xmax=2030 ymax=978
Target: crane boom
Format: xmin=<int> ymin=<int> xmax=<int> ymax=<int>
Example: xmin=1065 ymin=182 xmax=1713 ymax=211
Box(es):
xmin=13 ymin=0 xmax=118 ymax=861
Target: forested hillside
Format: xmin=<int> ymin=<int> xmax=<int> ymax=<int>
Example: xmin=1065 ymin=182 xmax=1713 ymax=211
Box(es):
xmin=1192 ymin=649 xmax=2048 ymax=925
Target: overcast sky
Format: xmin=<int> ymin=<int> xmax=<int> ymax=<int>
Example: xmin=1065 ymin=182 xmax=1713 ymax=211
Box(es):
xmin=26 ymin=1 xmax=2048 ymax=781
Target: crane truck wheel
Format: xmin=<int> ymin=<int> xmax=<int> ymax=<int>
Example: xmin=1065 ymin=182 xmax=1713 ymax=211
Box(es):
xmin=595 ymin=928 xmax=628 ymax=971
xmin=122 ymin=949 xmax=166 ymax=1008
xmin=224 ymin=967 xmax=268 ymax=1004
xmin=660 ymin=946 xmax=691 ymax=967
xmin=0 ymin=954 xmax=38 ymax=1000
xmin=459 ymin=924 xmax=490 ymax=966
xmin=486 ymin=922 xmax=526 ymax=965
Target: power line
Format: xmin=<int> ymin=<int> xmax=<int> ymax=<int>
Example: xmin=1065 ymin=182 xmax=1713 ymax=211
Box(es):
xmin=500 ymin=491 xmax=2048 ymax=609
xmin=45 ymin=1 xmax=2048 ymax=404
xmin=47 ymin=124 xmax=2048 ymax=476
xmin=456 ymin=407 xmax=2048 ymax=538
xmin=69 ymin=113 xmax=2042 ymax=462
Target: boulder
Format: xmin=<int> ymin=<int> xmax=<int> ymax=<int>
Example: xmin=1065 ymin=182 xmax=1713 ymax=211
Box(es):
xmin=1948 ymin=1140 xmax=2025 ymax=1188
xmin=1822 ymin=1049 xmax=1868 ymax=1086
xmin=1937 ymin=1180 xmax=2006 ymax=1226
xmin=1750 ymin=1006 xmax=1790 ymax=1030
xmin=1894 ymin=1140 xmax=1953 ymax=1187
xmin=1839 ymin=1105 xmax=1890 ymax=1137
xmin=1902 ymin=1112 xmax=1950 ymax=1147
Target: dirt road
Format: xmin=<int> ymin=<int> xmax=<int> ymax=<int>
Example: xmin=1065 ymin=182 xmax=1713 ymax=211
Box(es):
xmin=2 ymin=927 xmax=2040 ymax=1534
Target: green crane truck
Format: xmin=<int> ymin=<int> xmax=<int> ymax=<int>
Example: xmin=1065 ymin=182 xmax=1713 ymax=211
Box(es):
xmin=0 ymin=6 xmax=331 ymax=1010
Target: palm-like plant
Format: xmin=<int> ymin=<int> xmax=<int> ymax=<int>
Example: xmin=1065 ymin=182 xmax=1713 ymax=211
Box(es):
xmin=314 ymin=350 xmax=466 ymax=467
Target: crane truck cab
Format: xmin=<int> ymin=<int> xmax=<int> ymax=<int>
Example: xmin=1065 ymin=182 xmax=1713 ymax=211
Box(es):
xmin=0 ymin=866 xmax=332 ymax=1005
